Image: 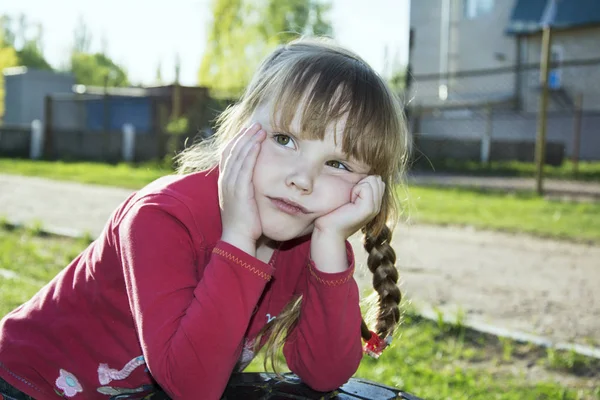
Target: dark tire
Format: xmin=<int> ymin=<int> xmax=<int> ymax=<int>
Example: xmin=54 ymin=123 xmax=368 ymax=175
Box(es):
xmin=147 ymin=372 xmax=424 ymax=400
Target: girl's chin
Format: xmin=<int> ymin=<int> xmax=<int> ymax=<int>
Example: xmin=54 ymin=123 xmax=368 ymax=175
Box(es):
xmin=261 ymin=224 xmax=314 ymax=242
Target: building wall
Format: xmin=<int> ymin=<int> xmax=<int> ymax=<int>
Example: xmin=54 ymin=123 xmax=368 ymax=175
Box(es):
xmin=51 ymin=96 xmax=154 ymax=133
xmin=520 ymin=26 xmax=600 ymax=111
xmin=3 ymin=68 xmax=75 ymax=125
xmin=415 ymin=109 xmax=600 ymax=160
xmin=410 ymin=0 xmax=518 ymax=106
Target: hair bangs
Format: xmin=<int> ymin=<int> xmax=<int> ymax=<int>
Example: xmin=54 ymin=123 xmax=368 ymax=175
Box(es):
xmin=265 ymin=56 xmax=401 ymax=177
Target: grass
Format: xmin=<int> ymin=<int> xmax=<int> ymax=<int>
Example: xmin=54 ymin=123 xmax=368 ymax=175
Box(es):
xmin=0 ymin=225 xmax=91 ymax=316
xmin=414 ymin=159 xmax=600 ymax=182
xmin=1 ymin=158 xmax=599 ymax=243
xmin=407 ymin=186 xmax=600 ymax=243
xmin=245 ymin=309 xmax=600 ymax=400
xmin=0 ymin=158 xmax=169 ymax=189
xmin=2 ymin=226 xmax=599 ymax=399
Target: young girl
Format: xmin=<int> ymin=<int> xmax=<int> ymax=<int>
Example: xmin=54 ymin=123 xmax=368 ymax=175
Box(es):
xmin=0 ymin=38 xmax=410 ymax=400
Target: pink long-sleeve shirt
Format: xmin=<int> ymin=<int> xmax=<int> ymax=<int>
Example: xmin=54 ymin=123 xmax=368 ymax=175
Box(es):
xmin=0 ymin=169 xmax=363 ymax=399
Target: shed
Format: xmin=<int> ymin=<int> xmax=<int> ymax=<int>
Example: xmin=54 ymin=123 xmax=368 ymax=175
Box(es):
xmin=3 ymin=67 xmax=75 ymax=125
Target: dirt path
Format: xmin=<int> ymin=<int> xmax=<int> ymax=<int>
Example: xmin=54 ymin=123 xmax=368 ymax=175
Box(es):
xmin=1 ymin=173 xmax=599 ymax=349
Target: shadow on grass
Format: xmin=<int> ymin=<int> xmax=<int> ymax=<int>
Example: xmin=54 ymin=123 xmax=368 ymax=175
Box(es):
xmin=406 ymin=311 xmax=600 ymax=379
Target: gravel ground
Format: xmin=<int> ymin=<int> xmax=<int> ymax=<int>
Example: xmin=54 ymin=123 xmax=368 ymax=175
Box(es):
xmin=1 ymin=173 xmax=599 ymax=349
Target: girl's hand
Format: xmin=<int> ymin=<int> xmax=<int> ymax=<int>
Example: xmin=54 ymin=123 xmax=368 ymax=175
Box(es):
xmin=313 ymin=175 xmax=385 ymax=241
xmin=310 ymin=175 xmax=385 ymax=273
xmin=218 ymin=123 xmax=266 ymax=256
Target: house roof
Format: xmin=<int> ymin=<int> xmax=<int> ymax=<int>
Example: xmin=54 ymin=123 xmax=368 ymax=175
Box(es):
xmin=506 ymin=0 xmax=600 ymax=34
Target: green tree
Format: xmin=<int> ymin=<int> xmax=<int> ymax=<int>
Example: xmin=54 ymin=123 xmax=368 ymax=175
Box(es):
xmin=0 ymin=22 xmax=19 ymax=121
xmin=389 ymin=68 xmax=406 ymax=94
xmin=155 ymin=61 xmax=163 ymax=85
xmin=0 ymin=15 xmax=15 ymax=47
xmin=260 ymin=0 xmax=333 ymax=44
xmin=0 ymin=14 xmax=52 ymax=71
xmin=17 ymin=30 xmax=52 ymax=71
xmin=73 ymin=16 xmax=92 ymax=54
xmin=198 ymin=0 xmax=333 ymax=95
xmin=69 ymin=17 xmax=129 ymax=87
xmin=70 ymin=52 xmax=129 ymax=87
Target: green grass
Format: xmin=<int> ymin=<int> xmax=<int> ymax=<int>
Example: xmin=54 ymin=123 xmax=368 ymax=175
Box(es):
xmin=0 ymin=158 xmax=169 ymax=189
xmin=2 ymin=226 xmax=598 ymax=399
xmin=0 ymin=226 xmax=91 ymax=316
xmin=407 ymin=186 xmax=600 ymax=243
xmin=414 ymin=159 xmax=600 ymax=182
xmin=245 ymin=311 xmax=600 ymax=400
xmin=1 ymin=158 xmax=599 ymax=243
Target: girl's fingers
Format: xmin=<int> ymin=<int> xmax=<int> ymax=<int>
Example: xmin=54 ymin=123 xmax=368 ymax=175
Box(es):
xmin=236 ymin=132 xmax=266 ymax=191
xmin=220 ymin=124 xmax=262 ymax=171
xmin=221 ymin=125 xmax=262 ymax=184
xmin=228 ymin=130 xmax=266 ymax=189
xmin=354 ymin=175 xmax=384 ymax=218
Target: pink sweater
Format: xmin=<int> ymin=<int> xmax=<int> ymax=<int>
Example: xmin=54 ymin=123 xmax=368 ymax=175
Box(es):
xmin=0 ymin=170 xmax=363 ymax=399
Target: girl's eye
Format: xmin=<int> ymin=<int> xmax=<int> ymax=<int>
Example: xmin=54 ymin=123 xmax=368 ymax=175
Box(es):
xmin=326 ymin=160 xmax=351 ymax=171
xmin=273 ymin=134 xmax=295 ymax=149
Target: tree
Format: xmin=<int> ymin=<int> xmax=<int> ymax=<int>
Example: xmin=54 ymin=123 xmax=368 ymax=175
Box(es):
xmin=0 ymin=14 xmax=52 ymax=71
xmin=69 ymin=17 xmax=129 ymax=87
xmin=198 ymin=0 xmax=256 ymax=95
xmin=385 ymin=46 xmax=407 ymax=95
xmin=0 ymin=19 xmax=19 ymax=121
xmin=155 ymin=61 xmax=163 ymax=85
xmin=70 ymin=52 xmax=129 ymax=87
xmin=260 ymin=0 xmax=333 ymax=44
xmin=17 ymin=22 xmax=52 ymax=71
xmin=198 ymin=0 xmax=333 ymax=95
xmin=0 ymin=15 xmax=15 ymax=47
xmin=73 ymin=16 xmax=92 ymax=54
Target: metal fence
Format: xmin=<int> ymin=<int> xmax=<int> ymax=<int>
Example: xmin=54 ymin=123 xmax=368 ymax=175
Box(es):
xmin=407 ymin=58 xmax=600 ymax=162
xmin=0 ymin=88 xmax=230 ymax=163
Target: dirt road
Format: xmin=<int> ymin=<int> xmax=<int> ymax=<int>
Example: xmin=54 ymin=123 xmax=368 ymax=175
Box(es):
xmin=1 ymin=173 xmax=598 ymax=349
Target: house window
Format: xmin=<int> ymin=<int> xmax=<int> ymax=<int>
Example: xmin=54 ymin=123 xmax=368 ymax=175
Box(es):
xmin=464 ymin=0 xmax=494 ymax=19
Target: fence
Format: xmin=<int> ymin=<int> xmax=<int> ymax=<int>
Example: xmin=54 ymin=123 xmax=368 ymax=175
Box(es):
xmin=407 ymin=58 xmax=600 ymax=162
xmin=0 ymin=87 xmax=230 ymax=163
xmin=0 ymin=124 xmax=32 ymax=158
xmin=0 ymin=122 xmax=208 ymax=163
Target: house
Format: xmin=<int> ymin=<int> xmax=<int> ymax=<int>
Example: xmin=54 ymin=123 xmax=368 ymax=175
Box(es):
xmin=0 ymin=76 xmax=217 ymax=161
xmin=408 ymin=0 xmax=600 ymax=161
xmin=3 ymin=67 xmax=75 ymax=126
xmin=508 ymin=0 xmax=600 ymax=112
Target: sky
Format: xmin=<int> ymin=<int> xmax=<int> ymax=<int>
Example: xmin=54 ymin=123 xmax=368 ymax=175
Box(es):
xmin=2 ymin=0 xmax=410 ymax=86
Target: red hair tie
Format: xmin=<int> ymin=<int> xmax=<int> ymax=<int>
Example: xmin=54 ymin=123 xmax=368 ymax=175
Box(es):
xmin=362 ymin=331 xmax=392 ymax=359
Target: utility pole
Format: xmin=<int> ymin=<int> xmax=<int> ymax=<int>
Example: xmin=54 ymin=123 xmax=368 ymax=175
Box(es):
xmin=535 ymin=0 xmax=556 ymax=195
xmin=535 ymin=26 xmax=552 ymax=195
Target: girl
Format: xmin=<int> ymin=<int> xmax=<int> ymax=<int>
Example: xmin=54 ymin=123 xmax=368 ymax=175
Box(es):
xmin=0 ymin=37 xmax=410 ymax=400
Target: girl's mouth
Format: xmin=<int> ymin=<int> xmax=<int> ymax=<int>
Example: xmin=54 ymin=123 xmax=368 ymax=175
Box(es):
xmin=269 ymin=197 xmax=309 ymax=215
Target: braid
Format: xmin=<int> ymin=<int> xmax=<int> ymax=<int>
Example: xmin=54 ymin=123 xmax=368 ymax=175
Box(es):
xmin=361 ymin=224 xmax=401 ymax=339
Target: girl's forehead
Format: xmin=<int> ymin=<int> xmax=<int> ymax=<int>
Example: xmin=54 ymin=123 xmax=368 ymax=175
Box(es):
xmin=253 ymin=102 xmax=370 ymax=171
xmin=254 ymin=101 xmax=347 ymax=142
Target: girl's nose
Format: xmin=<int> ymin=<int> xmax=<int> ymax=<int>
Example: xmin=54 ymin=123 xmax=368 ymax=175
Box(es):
xmin=285 ymin=170 xmax=314 ymax=194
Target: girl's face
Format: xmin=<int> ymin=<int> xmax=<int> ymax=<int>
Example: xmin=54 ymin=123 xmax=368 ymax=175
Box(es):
xmin=250 ymin=102 xmax=371 ymax=242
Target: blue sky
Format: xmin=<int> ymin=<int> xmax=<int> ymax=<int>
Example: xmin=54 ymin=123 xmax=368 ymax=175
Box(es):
xmin=2 ymin=0 xmax=409 ymax=86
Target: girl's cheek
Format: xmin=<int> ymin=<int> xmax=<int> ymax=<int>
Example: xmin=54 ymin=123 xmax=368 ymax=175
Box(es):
xmin=321 ymin=176 xmax=355 ymax=201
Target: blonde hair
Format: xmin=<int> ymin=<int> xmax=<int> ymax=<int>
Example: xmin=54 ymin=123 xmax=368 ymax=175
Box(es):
xmin=177 ymin=37 xmax=411 ymax=371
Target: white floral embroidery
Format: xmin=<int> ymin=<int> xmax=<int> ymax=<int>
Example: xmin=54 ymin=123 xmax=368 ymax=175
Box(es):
xmin=97 ymin=355 xmax=145 ymax=385
xmin=55 ymin=369 xmax=83 ymax=397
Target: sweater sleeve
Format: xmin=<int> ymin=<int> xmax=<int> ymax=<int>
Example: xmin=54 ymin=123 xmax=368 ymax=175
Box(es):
xmin=282 ymin=242 xmax=363 ymax=392
xmin=116 ymin=196 xmax=274 ymax=400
